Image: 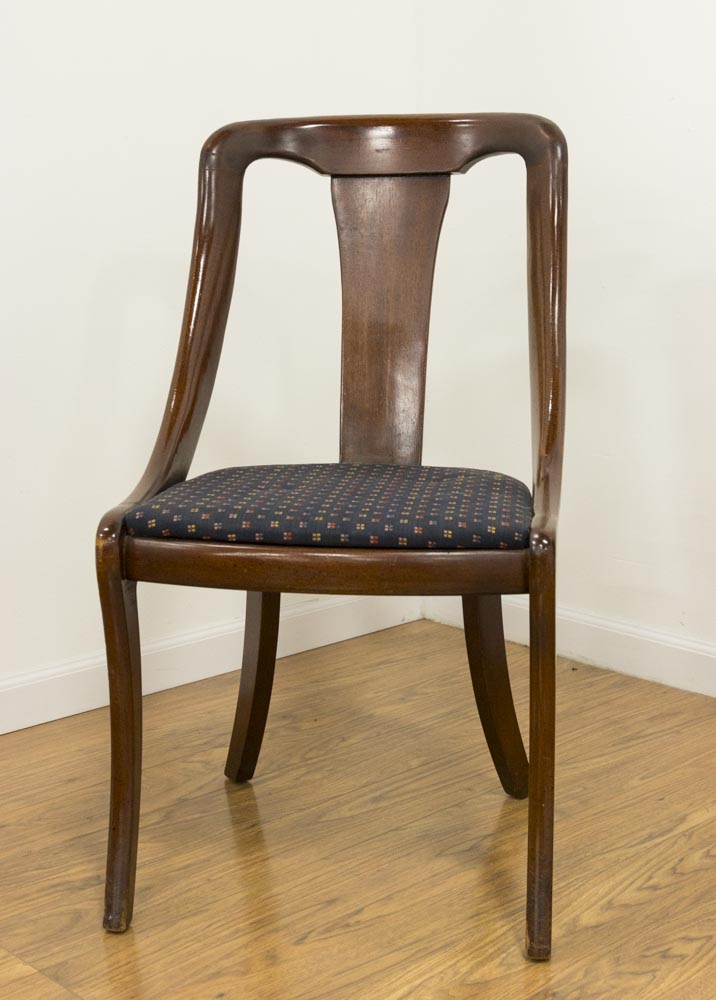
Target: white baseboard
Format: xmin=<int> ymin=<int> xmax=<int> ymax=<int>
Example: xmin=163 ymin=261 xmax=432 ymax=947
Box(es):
xmin=422 ymin=596 xmax=716 ymax=698
xmin=5 ymin=591 xmax=712 ymax=735
xmin=0 ymin=595 xmax=422 ymax=735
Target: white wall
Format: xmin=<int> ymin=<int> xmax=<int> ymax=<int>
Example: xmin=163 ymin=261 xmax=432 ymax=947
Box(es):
xmin=417 ymin=0 xmax=716 ymax=694
xmin=2 ymin=1 xmax=714 ymax=732
xmin=0 ymin=0 xmax=422 ymax=731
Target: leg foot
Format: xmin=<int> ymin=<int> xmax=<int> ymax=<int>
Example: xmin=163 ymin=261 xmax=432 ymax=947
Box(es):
xmin=526 ymin=938 xmax=552 ymax=961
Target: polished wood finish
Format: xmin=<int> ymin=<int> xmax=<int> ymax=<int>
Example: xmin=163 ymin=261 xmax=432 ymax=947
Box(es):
xmin=96 ymin=543 xmax=142 ymax=933
xmin=225 ymin=591 xmax=281 ymax=782
xmin=333 ymin=175 xmax=450 ymax=464
xmin=526 ymin=533 xmax=557 ymax=959
xmin=124 ymin=537 xmax=530 ymax=596
xmin=96 ymin=114 xmax=568 ymax=955
xmin=462 ymin=595 xmax=529 ymax=799
xmin=1 ymin=623 xmax=715 ymax=999
xmin=206 ymin=113 xmax=566 ymax=176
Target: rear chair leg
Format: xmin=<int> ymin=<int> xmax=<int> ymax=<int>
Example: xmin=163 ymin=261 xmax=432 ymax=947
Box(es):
xmin=526 ymin=534 xmax=557 ymax=960
xmin=462 ymin=594 xmax=529 ymax=799
xmin=225 ymin=591 xmax=281 ymax=783
xmin=97 ymin=552 xmax=142 ymax=933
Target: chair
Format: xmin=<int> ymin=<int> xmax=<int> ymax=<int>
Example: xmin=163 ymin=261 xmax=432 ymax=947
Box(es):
xmin=96 ymin=114 xmax=567 ymax=960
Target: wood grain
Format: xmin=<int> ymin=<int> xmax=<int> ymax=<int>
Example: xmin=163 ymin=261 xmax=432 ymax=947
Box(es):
xmin=333 ymin=174 xmax=449 ymax=464
xmin=207 ymin=113 xmax=565 ymax=176
xmin=225 ymin=591 xmax=281 ymax=782
xmin=0 ymin=622 xmax=713 ymax=999
xmin=0 ymin=948 xmax=79 ymax=999
xmin=124 ymin=537 xmax=530 ymax=596
xmin=462 ymin=594 xmax=528 ymax=798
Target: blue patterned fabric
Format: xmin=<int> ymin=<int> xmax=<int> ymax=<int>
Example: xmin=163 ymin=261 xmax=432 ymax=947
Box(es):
xmin=125 ymin=464 xmax=532 ymax=550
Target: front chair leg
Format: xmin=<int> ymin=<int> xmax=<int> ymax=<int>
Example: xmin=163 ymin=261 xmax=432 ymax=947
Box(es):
xmin=526 ymin=533 xmax=557 ymax=960
xmin=97 ymin=557 xmax=142 ymax=933
xmin=462 ymin=594 xmax=529 ymax=798
xmin=225 ymin=591 xmax=281 ymax=783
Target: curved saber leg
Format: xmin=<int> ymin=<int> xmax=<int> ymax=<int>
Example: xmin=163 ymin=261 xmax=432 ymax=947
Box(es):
xmin=225 ymin=591 xmax=281 ymax=783
xmin=98 ymin=561 xmax=142 ymax=933
xmin=462 ymin=594 xmax=529 ymax=799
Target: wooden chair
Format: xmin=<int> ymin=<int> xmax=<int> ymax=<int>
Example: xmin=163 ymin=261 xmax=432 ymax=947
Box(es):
xmin=96 ymin=114 xmax=567 ymax=960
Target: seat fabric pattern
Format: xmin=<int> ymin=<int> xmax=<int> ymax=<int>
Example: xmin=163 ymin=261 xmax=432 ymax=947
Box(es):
xmin=125 ymin=464 xmax=533 ymax=550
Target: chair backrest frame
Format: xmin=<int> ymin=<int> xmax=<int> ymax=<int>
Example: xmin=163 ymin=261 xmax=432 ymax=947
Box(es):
xmin=127 ymin=114 xmax=567 ymax=530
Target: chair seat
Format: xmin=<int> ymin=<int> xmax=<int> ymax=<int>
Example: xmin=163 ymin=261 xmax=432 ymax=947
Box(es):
xmin=125 ymin=464 xmax=532 ymax=550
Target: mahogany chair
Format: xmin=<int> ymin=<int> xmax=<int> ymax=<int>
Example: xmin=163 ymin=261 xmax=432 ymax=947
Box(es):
xmin=96 ymin=114 xmax=567 ymax=960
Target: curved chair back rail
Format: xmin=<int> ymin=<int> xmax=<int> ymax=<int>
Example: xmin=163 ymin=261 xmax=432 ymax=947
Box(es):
xmin=95 ymin=113 xmax=567 ymax=961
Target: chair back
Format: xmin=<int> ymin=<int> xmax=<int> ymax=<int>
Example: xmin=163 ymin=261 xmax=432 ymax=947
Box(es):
xmin=150 ymin=115 xmax=566 ymax=499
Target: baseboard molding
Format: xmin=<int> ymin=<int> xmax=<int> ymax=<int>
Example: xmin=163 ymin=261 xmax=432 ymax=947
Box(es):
xmin=6 ymin=592 xmax=711 ymax=735
xmin=422 ymin=596 xmax=716 ymax=698
xmin=0 ymin=595 xmax=422 ymax=735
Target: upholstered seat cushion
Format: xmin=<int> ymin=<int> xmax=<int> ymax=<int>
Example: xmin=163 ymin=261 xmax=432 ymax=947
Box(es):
xmin=125 ymin=464 xmax=533 ymax=550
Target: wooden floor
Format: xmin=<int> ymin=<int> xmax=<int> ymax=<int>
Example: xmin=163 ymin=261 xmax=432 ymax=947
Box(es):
xmin=0 ymin=621 xmax=714 ymax=999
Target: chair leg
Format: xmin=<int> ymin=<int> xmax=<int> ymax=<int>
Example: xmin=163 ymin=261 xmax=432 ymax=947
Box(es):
xmin=225 ymin=591 xmax=281 ymax=783
xmin=525 ymin=537 xmax=557 ymax=960
xmin=97 ymin=564 xmax=142 ymax=933
xmin=462 ymin=594 xmax=529 ymax=799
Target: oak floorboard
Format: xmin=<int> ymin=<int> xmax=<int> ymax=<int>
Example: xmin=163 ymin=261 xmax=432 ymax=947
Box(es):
xmin=0 ymin=946 xmax=80 ymax=999
xmin=0 ymin=946 xmax=41 ymax=989
xmin=0 ymin=974 xmax=81 ymax=1000
xmin=0 ymin=621 xmax=713 ymax=999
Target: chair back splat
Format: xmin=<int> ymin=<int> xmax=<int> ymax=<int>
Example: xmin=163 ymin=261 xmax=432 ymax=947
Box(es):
xmin=333 ymin=174 xmax=450 ymax=464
